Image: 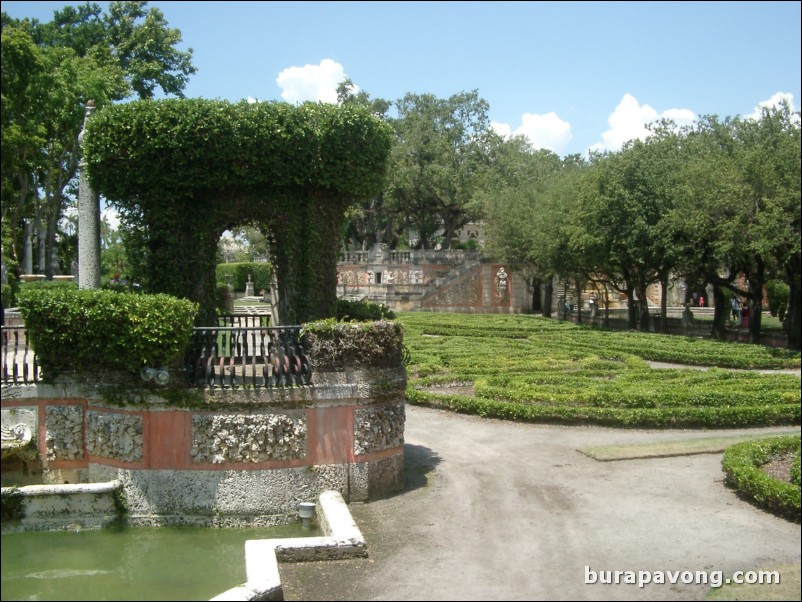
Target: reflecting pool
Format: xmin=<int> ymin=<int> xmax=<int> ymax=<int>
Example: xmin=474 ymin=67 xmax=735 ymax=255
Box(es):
xmin=1 ymin=524 xmax=318 ymax=601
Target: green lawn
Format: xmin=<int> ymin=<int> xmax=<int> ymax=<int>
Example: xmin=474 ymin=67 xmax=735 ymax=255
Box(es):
xmin=398 ymin=312 xmax=800 ymax=428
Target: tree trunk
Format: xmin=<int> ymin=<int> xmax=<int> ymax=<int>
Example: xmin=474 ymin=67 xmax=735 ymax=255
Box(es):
xmin=37 ymin=222 xmax=47 ymax=276
xmin=787 ymin=279 xmax=801 ymax=351
xmin=637 ymin=284 xmax=650 ymax=331
xmin=710 ymin=283 xmax=728 ymax=339
xmin=748 ymin=289 xmax=764 ymax=345
xmin=659 ymin=274 xmax=668 ymax=334
xmin=45 ymin=191 xmax=62 ymax=279
xmin=626 ymin=289 xmax=638 ymax=330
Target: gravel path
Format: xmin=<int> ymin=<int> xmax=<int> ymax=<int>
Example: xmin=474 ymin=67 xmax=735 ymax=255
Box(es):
xmin=280 ymin=405 xmax=801 ymax=601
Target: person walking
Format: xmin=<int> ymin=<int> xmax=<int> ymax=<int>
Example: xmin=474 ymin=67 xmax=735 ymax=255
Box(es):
xmin=731 ymin=297 xmax=741 ymax=325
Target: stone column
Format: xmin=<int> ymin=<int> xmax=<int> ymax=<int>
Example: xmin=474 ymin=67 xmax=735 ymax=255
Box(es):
xmin=77 ymin=101 xmax=100 ymax=289
xmin=23 ymin=221 xmax=33 ymax=275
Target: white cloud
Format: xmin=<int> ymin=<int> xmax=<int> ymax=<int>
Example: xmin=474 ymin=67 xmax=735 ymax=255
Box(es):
xmin=660 ymin=108 xmax=697 ymax=128
xmin=746 ymin=92 xmax=797 ymax=120
xmin=590 ymin=93 xmax=698 ymax=153
xmin=276 ymin=59 xmax=349 ymax=104
xmin=491 ymin=121 xmax=512 ymax=139
xmin=492 ymin=112 xmax=573 ymax=154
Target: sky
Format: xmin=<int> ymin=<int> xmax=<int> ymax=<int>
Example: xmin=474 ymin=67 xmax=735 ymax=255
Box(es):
xmin=3 ymin=0 xmax=801 ymax=159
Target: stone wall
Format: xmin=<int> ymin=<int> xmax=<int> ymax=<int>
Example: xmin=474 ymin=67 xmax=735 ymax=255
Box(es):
xmin=1 ymin=364 xmax=406 ymax=529
xmin=45 ymin=404 xmax=84 ymax=461
xmin=191 ymin=413 xmax=307 ymax=463
xmin=1 ymin=481 xmax=121 ymax=532
xmin=337 ymin=247 xmax=530 ymax=313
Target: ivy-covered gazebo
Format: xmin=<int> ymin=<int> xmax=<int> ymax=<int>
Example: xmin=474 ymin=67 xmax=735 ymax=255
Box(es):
xmin=84 ymin=98 xmax=393 ymax=325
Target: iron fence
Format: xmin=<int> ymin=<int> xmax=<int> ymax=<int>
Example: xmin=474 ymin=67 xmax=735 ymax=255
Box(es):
xmin=186 ymin=325 xmax=310 ymax=389
xmin=2 ymin=320 xmax=310 ymax=389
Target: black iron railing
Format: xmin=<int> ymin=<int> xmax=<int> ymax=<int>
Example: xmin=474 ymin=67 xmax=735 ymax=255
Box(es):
xmin=1 ymin=327 xmax=41 ymax=384
xmin=2 ymin=320 xmax=309 ymax=389
xmin=186 ymin=325 xmax=310 ymax=389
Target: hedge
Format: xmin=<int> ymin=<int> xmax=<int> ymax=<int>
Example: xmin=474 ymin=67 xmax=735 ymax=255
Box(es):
xmin=402 ymin=312 xmax=801 ymax=428
xmin=721 ymin=435 xmax=801 ymax=522
xmin=302 ymin=319 xmax=405 ymax=370
xmin=216 ymin=262 xmax=272 ymax=293
xmin=17 ymin=287 xmax=197 ymax=378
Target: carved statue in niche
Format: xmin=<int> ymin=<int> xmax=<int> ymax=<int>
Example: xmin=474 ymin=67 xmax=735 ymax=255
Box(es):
xmin=496 ymin=267 xmax=508 ymax=304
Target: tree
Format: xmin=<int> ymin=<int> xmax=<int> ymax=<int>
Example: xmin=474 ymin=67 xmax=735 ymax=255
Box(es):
xmin=386 ymin=90 xmax=493 ymax=249
xmin=1 ymin=1 xmax=196 ymax=284
xmin=479 ymin=135 xmax=569 ymax=314
xmin=671 ymin=106 xmax=801 ymax=347
xmin=576 ymin=125 xmax=685 ymax=331
xmin=336 ymin=79 xmax=398 ymax=250
xmin=726 ymin=104 xmax=800 ymax=346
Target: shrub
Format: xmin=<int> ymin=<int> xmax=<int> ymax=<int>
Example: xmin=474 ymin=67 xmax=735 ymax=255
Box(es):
xmin=1 ymin=283 xmax=16 ymax=309
xmin=17 ymin=287 xmax=197 ymax=378
xmin=401 ymin=312 xmax=800 ymax=428
xmin=19 ymin=279 xmax=78 ymax=291
xmin=721 ymin=435 xmax=801 ymax=522
xmin=215 ymin=283 xmax=233 ymax=314
xmin=215 ymin=262 xmax=272 ymax=293
xmin=336 ymin=298 xmax=395 ymax=321
xmin=765 ymin=279 xmax=790 ymax=323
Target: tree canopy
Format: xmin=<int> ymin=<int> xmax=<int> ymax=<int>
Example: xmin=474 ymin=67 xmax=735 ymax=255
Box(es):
xmin=1 ymin=1 xmax=195 ymax=284
xmin=480 ymin=104 xmax=800 ymax=348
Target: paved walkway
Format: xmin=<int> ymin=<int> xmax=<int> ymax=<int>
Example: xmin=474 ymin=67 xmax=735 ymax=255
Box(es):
xmin=280 ymin=405 xmax=801 ymax=601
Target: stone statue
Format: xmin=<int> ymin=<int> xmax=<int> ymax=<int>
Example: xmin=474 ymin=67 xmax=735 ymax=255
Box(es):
xmin=496 ymin=267 xmax=508 ymax=303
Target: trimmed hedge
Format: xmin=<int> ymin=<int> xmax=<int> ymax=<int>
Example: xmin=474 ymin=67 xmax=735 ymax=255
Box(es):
xmin=84 ymin=99 xmax=393 ymax=325
xmin=407 ymin=389 xmax=800 ymax=429
xmin=721 ymin=435 xmax=801 ymax=522
xmin=17 ymin=287 xmax=197 ymax=378
xmin=216 ymin=262 xmax=272 ymax=293
xmin=402 ymin=312 xmax=801 ymax=428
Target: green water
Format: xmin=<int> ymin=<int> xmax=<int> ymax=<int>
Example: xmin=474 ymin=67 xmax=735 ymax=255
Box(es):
xmin=1 ymin=523 xmax=319 ymax=601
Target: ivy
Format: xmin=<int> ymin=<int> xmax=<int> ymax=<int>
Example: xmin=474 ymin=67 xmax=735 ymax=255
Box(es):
xmin=84 ymin=99 xmax=393 ymax=325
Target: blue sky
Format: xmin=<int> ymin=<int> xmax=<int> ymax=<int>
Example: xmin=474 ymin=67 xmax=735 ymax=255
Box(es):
xmin=3 ymin=1 xmax=801 ymax=158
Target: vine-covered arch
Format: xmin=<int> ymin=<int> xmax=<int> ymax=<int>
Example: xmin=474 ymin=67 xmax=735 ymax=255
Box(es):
xmin=84 ymin=99 xmax=393 ymax=324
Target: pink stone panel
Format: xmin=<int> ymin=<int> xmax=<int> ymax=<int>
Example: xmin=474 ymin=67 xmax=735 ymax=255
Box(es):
xmin=306 ymin=406 xmax=353 ymax=465
xmin=145 ymin=411 xmax=191 ymax=469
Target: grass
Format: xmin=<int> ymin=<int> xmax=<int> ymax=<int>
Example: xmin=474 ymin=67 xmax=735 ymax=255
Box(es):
xmin=580 ymin=430 xmax=801 ymax=461
xmin=398 ymin=312 xmax=800 ymax=428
